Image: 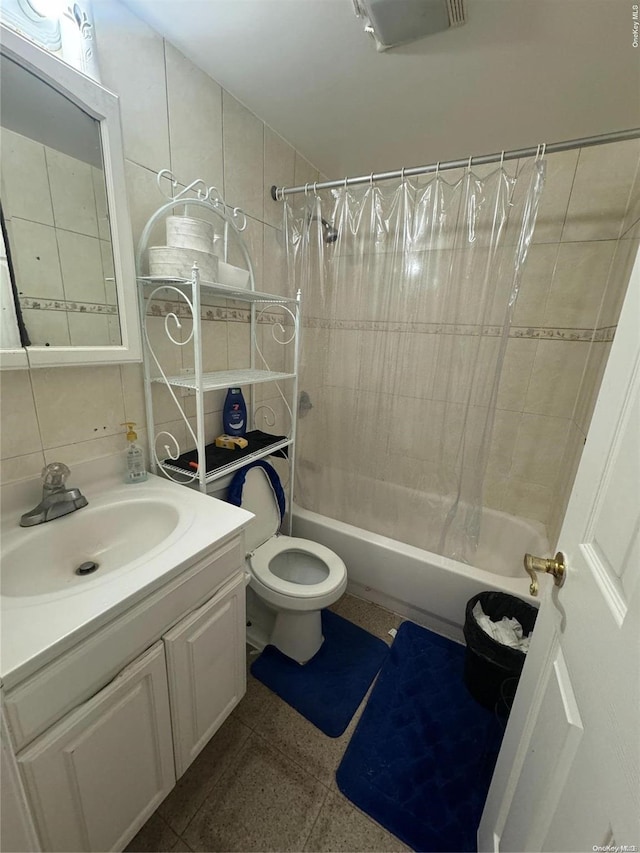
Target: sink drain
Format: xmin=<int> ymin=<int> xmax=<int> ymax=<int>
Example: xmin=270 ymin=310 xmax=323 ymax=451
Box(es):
xmin=76 ymin=561 xmax=99 ymax=576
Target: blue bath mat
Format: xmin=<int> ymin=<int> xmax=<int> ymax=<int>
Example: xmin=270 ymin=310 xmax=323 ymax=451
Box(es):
xmin=336 ymin=621 xmax=504 ymax=852
xmin=250 ymin=609 xmax=389 ymax=737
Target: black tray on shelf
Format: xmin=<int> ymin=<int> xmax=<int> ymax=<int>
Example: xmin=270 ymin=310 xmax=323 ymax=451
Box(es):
xmin=164 ymin=429 xmax=288 ymax=475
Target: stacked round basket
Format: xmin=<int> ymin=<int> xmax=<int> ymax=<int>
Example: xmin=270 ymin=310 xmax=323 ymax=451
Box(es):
xmin=148 ymin=215 xmax=250 ymax=288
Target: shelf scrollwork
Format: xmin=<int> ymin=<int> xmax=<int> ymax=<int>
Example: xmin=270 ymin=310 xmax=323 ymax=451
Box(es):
xmin=153 ymin=430 xmax=197 ymax=485
xmin=143 ymin=283 xmax=200 ymax=484
xmin=144 ymin=284 xmax=195 ymax=350
xmin=156 ymin=169 xmax=247 ymax=232
xmin=255 ymin=304 xmax=297 ymax=349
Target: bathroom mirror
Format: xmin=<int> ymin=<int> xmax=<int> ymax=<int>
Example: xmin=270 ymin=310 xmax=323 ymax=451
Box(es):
xmin=0 ymin=24 xmax=141 ymax=368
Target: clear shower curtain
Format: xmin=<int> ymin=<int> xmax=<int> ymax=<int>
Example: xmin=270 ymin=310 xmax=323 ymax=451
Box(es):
xmin=285 ymin=158 xmax=545 ymax=564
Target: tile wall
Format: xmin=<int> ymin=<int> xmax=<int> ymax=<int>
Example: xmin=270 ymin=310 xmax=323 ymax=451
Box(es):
xmin=0 ymin=0 xmax=319 ymax=485
xmin=0 ymin=0 xmax=638 ymax=554
xmin=500 ymin=142 xmax=639 ymax=543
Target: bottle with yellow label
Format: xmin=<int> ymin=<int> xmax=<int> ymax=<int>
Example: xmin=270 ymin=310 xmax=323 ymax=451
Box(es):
xmin=122 ymin=422 xmax=148 ymax=483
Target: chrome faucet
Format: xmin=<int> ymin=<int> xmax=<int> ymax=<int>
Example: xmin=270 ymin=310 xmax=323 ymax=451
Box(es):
xmin=20 ymin=463 xmax=88 ymax=527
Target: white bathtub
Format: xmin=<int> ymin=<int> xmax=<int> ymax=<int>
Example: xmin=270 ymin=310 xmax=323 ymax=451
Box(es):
xmin=292 ymin=503 xmax=546 ymax=643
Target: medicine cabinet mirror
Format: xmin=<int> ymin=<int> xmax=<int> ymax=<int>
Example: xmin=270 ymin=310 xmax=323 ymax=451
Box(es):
xmin=0 ymin=24 xmax=141 ymax=369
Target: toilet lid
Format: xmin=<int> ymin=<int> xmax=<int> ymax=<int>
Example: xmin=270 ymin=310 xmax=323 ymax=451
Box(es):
xmin=237 ymin=466 xmax=281 ymax=553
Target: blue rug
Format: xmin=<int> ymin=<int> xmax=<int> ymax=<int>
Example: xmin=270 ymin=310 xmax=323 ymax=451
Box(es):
xmin=336 ymin=621 xmax=504 ymax=852
xmin=250 ymin=609 xmax=389 ymax=737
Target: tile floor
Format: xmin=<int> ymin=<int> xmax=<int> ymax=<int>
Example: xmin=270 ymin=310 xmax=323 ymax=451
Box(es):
xmin=126 ymin=594 xmax=410 ymax=853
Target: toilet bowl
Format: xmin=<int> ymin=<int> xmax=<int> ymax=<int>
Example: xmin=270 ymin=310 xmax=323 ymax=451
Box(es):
xmin=222 ymin=463 xmax=347 ymax=663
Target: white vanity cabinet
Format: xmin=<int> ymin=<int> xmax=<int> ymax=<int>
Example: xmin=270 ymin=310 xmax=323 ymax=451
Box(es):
xmin=165 ymin=571 xmax=246 ymax=776
xmin=2 ymin=533 xmax=248 ymax=852
xmin=17 ymin=643 xmax=174 ymax=853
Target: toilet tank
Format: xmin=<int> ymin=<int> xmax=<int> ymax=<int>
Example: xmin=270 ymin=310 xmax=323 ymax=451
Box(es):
xmin=206 ymin=472 xmax=235 ymax=502
xmin=237 ymin=467 xmax=281 ymax=553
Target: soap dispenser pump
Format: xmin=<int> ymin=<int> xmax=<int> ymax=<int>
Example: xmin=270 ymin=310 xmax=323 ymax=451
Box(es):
xmin=122 ymin=422 xmax=148 ymax=483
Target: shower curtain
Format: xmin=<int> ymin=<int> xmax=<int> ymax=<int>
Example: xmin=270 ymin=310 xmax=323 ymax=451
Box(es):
xmin=284 ymin=158 xmax=545 ymax=564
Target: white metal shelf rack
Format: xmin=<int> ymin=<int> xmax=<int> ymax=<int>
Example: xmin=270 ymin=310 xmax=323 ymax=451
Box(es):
xmin=149 ymin=368 xmax=297 ymax=393
xmin=136 ymin=171 xmax=300 ymax=530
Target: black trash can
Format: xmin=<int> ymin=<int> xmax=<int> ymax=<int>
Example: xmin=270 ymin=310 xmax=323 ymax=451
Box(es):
xmin=463 ymin=591 xmax=538 ymax=716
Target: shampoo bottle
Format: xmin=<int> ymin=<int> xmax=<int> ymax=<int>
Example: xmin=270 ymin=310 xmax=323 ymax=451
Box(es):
xmin=122 ymin=422 xmax=148 ymax=483
xmin=222 ymin=388 xmax=247 ymax=436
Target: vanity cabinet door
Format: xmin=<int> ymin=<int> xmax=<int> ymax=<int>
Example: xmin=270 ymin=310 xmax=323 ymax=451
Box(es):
xmin=17 ymin=643 xmax=175 ymax=852
xmin=164 ymin=570 xmax=246 ymax=777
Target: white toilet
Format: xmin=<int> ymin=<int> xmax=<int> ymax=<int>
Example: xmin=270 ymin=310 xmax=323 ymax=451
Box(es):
xmin=211 ymin=464 xmax=347 ymax=663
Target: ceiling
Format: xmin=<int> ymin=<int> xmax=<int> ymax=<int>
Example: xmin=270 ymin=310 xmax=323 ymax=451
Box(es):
xmin=1 ymin=55 xmax=103 ymax=168
xmin=121 ymin=0 xmax=639 ymax=181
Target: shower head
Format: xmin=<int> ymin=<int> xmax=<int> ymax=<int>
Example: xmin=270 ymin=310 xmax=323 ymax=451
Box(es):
xmin=269 ymin=184 xmax=338 ymax=243
xmin=321 ymin=218 xmax=339 ymax=244
xmin=309 ymin=215 xmax=338 ymax=244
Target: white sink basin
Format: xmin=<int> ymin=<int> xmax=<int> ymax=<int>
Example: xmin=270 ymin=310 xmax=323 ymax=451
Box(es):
xmin=1 ymin=460 xmax=253 ymax=689
xmin=2 ymin=497 xmax=180 ymax=598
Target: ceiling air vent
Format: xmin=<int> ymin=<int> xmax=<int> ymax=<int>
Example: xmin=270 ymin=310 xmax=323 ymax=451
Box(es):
xmin=353 ymin=0 xmax=466 ymax=51
xmin=446 ymin=0 xmax=466 ymax=27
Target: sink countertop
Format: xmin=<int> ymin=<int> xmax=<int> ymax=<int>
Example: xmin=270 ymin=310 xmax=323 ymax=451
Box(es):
xmin=0 ymin=456 xmax=253 ymax=689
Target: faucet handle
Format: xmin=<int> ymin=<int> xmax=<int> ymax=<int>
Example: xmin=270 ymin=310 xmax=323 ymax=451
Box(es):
xmin=42 ymin=462 xmax=71 ymax=489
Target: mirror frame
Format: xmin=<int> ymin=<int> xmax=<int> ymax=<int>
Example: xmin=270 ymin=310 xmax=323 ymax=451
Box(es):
xmin=0 ymin=24 xmax=141 ymax=369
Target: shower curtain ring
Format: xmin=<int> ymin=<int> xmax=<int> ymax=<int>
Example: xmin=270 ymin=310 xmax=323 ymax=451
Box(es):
xmin=467 ymin=155 xmax=473 ymax=172
xmin=435 ymin=161 xmax=440 ymax=179
xmin=540 ymin=143 xmax=547 ymax=159
xmin=313 ymin=181 xmax=318 ymax=195
xmin=500 ymin=150 xmax=505 ymax=169
xmin=369 ymin=172 xmax=374 ymax=188
xmin=400 ymin=167 xmax=406 ymax=182
xmin=304 ymin=183 xmax=309 ymax=196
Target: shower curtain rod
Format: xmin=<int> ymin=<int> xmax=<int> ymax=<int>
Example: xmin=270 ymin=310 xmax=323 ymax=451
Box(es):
xmin=270 ymin=127 xmax=640 ymax=201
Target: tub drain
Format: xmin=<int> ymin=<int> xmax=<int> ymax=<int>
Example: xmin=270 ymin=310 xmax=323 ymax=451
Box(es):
xmin=76 ymin=561 xmax=99 ymax=576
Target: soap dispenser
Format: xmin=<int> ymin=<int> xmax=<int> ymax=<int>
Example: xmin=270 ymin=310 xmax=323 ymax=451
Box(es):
xmin=122 ymin=422 xmax=148 ymax=483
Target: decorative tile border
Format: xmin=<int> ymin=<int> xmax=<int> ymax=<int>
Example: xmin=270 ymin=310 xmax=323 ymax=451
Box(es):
xmin=303 ymin=316 xmax=615 ymax=342
xmin=510 ymin=326 xmax=614 ymax=342
xmin=593 ymin=326 xmax=617 ymax=343
xmin=23 ymin=295 xmax=615 ymax=342
xmin=147 ymin=300 xmax=243 ymax=322
xmin=145 ymin=299 xmax=288 ymax=326
xmin=141 ymin=298 xmax=616 ymax=342
xmin=20 ymin=297 xmax=117 ymax=315
xmin=20 ymin=297 xmax=286 ymax=327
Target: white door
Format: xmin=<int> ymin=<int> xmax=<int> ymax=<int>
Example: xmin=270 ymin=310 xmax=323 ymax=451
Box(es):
xmin=18 ymin=643 xmax=175 ymax=853
xmin=164 ymin=570 xmax=246 ymax=777
xmin=478 ymin=248 xmax=640 ymax=852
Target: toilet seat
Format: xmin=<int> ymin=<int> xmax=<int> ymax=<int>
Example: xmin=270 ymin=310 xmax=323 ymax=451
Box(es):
xmin=251 ymin=536 xmax=346 ymax=599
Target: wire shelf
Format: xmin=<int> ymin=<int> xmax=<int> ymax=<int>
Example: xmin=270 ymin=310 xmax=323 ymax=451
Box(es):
xmin=138 ymin=276 xmax=297 ymax=304
xmin=152 ymin=368 xmax=296 ymax=393
xmin=161 ymin=437 xmax=293 ymax=485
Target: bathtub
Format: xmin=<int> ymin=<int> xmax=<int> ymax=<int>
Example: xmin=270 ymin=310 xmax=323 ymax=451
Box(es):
xmin=292 ymin=503 xmax=546 ymax=643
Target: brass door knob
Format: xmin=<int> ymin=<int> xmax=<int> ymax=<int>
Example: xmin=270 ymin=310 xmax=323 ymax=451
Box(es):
xmin=523 ymin=552 xmax=566 ymax=596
